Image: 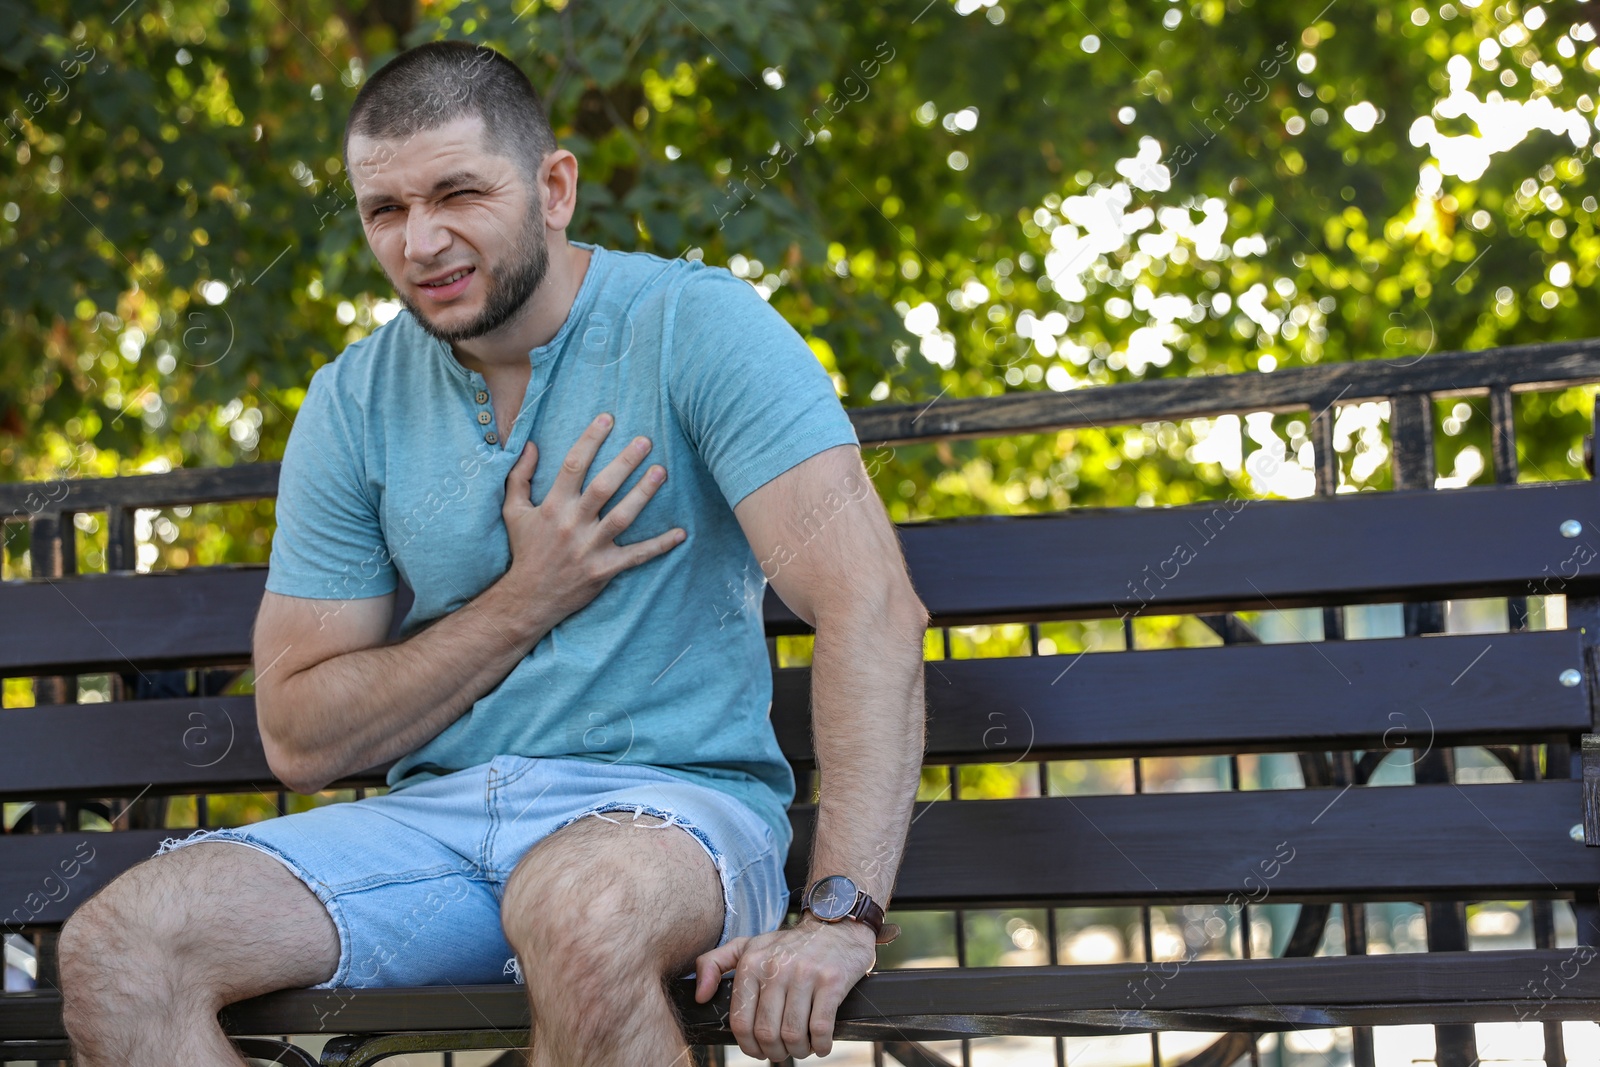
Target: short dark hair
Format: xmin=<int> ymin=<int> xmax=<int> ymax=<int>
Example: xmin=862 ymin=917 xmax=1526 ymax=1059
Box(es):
xmin=342 ymin=40 xmax=557 ymax=180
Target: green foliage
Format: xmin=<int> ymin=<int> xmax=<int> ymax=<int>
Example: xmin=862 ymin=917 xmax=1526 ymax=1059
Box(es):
xmin=4 ymin=0 xmax=1599 ymax=541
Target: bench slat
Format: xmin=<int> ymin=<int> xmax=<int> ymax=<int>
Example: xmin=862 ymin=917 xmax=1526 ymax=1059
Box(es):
xmin=4 ymin=480 xmax=1596 ymax=672
xmin=0 ymin=463 xmax=283 ymax=516
xmin=0 ymin=697 xmax=392 ymax=800
xmin=6 ymin=947 xmax=1593 ymax=1036
xmin=137 ymin=953 xmax=1600 ymax=1036
xmin=0 ymin=567 xmax=266 ymax=675
xmin=0 ymin=829 xmax=170 ymax=930
xmin=775 ymin=629 xmax=1588 ymax=764
xmin=2 ymin=630 xmax=1582 ymax=798
xmin=786 ymin=780 xmax=1600 ymax=908
xmin=4 ymin=782 xmax=1592 ymax=928
xmin=7 ymin=949 xmax=1596 ymax=1040
xmin=794 ymin=479 xmax=1600 ymax=632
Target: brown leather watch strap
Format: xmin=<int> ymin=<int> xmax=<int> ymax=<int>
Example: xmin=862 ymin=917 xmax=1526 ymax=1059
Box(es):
xmin=851 ymin=892 xmax=900 ymax=944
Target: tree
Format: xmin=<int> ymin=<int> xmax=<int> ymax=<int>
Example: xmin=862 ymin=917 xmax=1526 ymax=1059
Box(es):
xmin=1 ymin=0 xmax=1595 ymax=557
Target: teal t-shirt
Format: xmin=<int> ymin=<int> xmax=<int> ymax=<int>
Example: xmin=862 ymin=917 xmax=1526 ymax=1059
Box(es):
xmin=265 ymin=242 xmax=860 ymax=854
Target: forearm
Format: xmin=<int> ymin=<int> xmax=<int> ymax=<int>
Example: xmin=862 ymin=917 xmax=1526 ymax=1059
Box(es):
xmin=806 ymin=596 xmax=928 ymax=906
xmin=262 ymin=576 xmax=550 ymax=792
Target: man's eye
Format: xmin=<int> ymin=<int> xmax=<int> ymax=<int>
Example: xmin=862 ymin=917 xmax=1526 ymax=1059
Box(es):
xmin=446 ymin=189 xmax=478 ymax=200
xmin=371 ymin=205 xmax=397 ymax=217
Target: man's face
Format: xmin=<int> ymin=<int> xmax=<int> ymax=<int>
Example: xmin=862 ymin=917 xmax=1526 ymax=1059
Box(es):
xmin=349 ymin=114 xmax=548 ymax=344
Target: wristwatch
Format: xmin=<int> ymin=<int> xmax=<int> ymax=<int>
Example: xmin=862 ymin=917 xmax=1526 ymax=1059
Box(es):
xmin=800 ymin=874 xmax=900 ymax=944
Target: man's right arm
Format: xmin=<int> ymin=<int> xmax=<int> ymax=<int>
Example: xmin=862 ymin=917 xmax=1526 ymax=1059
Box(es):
xmin=255 ymin=413 xmax=685 ymax=794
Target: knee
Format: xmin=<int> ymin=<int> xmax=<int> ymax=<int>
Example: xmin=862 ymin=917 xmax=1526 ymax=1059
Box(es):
xmin=57 ymin=906 xmax=97 ymax=997
xmin=505 ymin=870 xmax=633 ymax=957
xmin=59 ymin=885 xmax=129 ymax=987
xmin=502 ymin=867 xmax=654 ymax=992
xmin=58 ymin=857 xmax=194 ymax=1000
xmin=58 ymin=897 xmax=102 ymax=967
xmin=57 ymin=886 xmax=144 ymax=1027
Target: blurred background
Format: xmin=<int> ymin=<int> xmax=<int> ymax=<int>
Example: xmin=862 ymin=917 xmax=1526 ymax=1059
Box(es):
xmin=5 ymin=0 xmax=1600 ymax=1063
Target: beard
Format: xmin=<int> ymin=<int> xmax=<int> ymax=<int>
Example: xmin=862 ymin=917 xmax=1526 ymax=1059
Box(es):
xmin=397 ymin=203 xmax=550 ymax=345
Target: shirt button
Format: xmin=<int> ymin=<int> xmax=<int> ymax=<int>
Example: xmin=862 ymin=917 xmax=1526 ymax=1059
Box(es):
xmin=477 ymin=411 xmax=492 ymax=425
xmin=475 ymin=391 xmax=489 ymax=404
xmin=485 ymin=431 xmax=498 ymax=445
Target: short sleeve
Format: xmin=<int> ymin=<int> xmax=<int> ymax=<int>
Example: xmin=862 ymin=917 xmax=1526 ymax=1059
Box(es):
xmin=666 ymin=269 xmax=860 ymax=509
xmin=265 ymin=366 xmax=397 ymax=600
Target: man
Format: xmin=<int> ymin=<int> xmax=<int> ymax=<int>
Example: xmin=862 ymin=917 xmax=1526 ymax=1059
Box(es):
xmin=55 ymin=39 xmax=928 ymax=1067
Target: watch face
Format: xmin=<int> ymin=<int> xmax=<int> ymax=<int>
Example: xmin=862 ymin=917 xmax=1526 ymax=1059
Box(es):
xmin=809 ymin=875 xmax=857 ymax=920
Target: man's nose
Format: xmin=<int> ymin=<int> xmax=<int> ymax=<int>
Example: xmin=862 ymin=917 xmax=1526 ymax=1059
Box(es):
xmin=404 ymin=207 xmax=451 ymax=263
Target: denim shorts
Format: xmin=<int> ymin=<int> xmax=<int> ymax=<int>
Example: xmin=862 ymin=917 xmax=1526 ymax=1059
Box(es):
xmin=153 ymin=755 xmax=790 ymax=989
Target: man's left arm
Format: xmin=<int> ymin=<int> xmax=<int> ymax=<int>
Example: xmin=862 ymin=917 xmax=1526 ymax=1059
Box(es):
xmin=692 ymin=442 xmax=928 ymax=1062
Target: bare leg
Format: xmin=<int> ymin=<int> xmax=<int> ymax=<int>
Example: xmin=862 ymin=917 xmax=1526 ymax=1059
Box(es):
xmin=500 ymin=810 xmax=725 ymax=1067
xmin=57 ymin=841 xmax=340 ymax=1066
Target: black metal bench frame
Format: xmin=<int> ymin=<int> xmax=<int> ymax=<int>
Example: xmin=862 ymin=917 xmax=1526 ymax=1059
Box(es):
xmin=7 ymin=339 xmax=1600 ymax=1066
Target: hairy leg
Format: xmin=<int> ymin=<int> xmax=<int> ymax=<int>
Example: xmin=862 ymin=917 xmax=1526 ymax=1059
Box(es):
xmin=57 ymin=841 xmax=340 ymax=1067
xmin=500 ymin=810 xmax=725 ymax=1067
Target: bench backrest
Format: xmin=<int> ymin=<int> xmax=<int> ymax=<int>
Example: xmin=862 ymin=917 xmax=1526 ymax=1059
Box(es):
xmin=5 ymin=340 xmax=1600 ymax=967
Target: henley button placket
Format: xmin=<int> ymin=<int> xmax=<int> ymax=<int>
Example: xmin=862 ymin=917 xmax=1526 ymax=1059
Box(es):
xmin=469 ymin=376 xmax=496 ymax=443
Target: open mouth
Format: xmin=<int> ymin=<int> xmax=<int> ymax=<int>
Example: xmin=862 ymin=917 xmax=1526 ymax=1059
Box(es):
xmin=419 ymin=266 xmax=476 ymax=298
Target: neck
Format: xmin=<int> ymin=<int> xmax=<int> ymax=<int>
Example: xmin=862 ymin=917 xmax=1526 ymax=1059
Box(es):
xmin=452 ymin=240 xmax=593 ymax=373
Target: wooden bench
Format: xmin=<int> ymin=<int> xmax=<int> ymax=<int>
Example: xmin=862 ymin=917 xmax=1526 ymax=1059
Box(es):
xmin=7 ymin=340 xmax=1600 ymax=1066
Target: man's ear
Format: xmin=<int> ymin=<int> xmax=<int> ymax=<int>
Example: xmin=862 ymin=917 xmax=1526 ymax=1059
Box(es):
xmin=538 ymin=149 xmax=580 ymax=232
